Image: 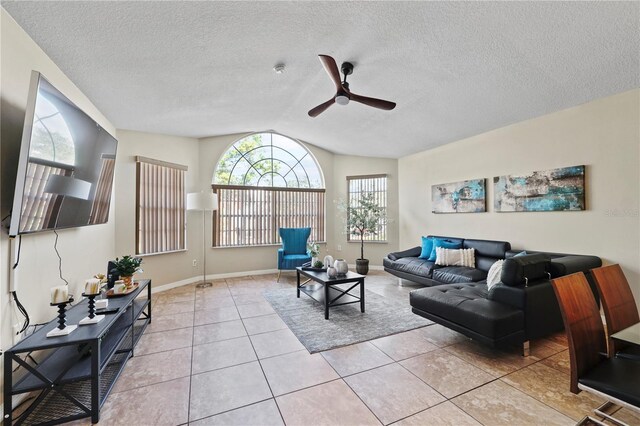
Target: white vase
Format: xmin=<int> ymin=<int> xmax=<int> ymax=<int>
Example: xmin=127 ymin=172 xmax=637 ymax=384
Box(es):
xmin=323 ymin=255 xmax=334 ymax=269
xmin=311 ymin=256 xmax=319 ymax=267
xmin=327 ymin=266 xmax=338 ymax=279
xmin=334 ymin=259 xmax=348 ymax=276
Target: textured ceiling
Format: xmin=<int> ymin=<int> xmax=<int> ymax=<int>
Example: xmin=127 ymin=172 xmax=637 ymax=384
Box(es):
xmin=2 ymin=1 xmax=639 ymax=158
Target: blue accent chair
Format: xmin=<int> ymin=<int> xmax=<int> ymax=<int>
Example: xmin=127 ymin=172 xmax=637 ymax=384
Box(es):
xmin=277 ymin=227 xmax=312 ymax=282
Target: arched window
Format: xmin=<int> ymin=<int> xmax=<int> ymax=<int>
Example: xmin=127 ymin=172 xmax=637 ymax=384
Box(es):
xmin=213 ymin=132 xmax=325 ymax=247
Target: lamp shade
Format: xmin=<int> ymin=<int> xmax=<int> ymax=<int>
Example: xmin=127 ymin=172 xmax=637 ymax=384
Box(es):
xmin=44 ymin=175 xmax=91 ymax=200
xmin=187 ymin=191 xmax=218 ymax=211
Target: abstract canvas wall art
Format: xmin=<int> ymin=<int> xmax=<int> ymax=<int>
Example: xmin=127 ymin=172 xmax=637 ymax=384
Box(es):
xmin=494 ymin=165 xmax=585 ymax=212
xmin=431 ymin=179 xmax=486 ymax=213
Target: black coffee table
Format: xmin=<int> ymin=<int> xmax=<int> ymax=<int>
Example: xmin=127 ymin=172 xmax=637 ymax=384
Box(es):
xmin=296 ymin=267 xmax=365 ymax=319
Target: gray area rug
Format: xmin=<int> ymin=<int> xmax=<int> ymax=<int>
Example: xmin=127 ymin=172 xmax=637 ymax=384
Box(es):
xmin=263 ymin=287 xmax=432 ymax=353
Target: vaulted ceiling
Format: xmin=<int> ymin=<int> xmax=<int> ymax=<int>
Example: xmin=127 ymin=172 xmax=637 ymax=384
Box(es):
xmin=3 ymin=1 xmax=638 ymax=157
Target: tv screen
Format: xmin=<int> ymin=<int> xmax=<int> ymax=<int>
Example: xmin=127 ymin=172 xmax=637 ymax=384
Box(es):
xmin=9 ymin=71 xmax=118 ymax=236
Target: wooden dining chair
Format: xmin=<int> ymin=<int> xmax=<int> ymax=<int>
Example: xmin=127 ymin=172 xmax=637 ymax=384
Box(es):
xmin=591 ymin=264 xmax=640 ymax=358
xmin=551 ymin=272 xmax=640 ymax=425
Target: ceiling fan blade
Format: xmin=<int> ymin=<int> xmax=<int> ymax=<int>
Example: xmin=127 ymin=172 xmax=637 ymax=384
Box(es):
xmin=308 ymin=98 xmax=336 ymax=117
xmin=318 ymin=55 xmax=344 ymax=91
xmin=350 ymin=93 xmax=396 ymax=110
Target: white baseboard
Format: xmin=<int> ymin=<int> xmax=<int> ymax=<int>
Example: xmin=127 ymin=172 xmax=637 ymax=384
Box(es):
xmin=151 ymin=268 xmax=279 ymax=294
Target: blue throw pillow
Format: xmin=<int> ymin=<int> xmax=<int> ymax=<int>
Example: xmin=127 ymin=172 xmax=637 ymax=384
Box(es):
xmin=514 ymin=251 xmax=528 ymax=257
xmin=429 ymin=238 xmax=463 ymax=261
xmin=419 ymin=237 xmax=433 ymax=259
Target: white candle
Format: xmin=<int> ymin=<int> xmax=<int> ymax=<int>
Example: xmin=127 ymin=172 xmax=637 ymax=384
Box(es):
xmin=85 ymin=279 xmax=101 ymax=295
xmin=51 ymin=285 xmax=68 ymax=304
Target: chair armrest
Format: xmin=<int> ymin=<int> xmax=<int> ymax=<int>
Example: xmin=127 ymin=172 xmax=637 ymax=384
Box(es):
xmin=278 ymin=248 xmax=284 ymax=267
xmin=388 ymin=246 xmax=421 ymax=261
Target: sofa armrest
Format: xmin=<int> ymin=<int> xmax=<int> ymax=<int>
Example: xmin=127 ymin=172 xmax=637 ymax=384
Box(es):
xmin=549 ymin=255 xmax=602 ymax=277
xmin=388 ymin=246 xmax=421 ymax=261
xmin=488 ymin=284 xmax=526 ymax=309
xmin=489 ymin=280 xmax=563 ymax=340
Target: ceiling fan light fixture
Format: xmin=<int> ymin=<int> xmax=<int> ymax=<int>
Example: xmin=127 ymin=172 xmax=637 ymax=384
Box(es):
xmin=335 ymin=94 xmax=350 ymax=105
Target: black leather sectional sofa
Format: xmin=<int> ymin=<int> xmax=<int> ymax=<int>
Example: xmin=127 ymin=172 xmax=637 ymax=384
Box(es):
xmin=384 ymin=236 xmax=602 ymax=353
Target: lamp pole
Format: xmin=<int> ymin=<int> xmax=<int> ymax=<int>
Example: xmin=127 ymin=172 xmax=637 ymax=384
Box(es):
xmin=197 ymin=207 xmax=211 ymax=289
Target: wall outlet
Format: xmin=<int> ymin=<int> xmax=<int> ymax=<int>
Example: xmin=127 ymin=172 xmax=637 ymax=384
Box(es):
xmin=192 ymin=259 xmax=198 ymax=267
xmin=337 ymin=245 xmax=342 ymax=251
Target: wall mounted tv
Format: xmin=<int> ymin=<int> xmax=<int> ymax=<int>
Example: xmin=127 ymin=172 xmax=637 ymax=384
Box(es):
xmin=9 ymin=71 xmax=118 ymax=237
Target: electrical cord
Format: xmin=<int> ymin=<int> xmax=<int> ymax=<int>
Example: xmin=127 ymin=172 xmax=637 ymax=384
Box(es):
xmin=12 ymin=234 xmax=22 ymax=269
xmin=53 ymin=229 xmax=69 ymax=286
xmin=10 ymin=235 xmax=31 ymax=334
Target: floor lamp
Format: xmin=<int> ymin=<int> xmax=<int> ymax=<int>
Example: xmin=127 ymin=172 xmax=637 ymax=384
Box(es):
xmin=187 ymin=191 xmax=218 ymax=289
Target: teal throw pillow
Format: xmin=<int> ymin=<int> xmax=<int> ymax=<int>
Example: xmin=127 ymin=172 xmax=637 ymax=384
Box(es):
xmin=429 ymin=238 xmax=463 ymax=261
xmin=419 ymin=236 xmax=433 ymax=259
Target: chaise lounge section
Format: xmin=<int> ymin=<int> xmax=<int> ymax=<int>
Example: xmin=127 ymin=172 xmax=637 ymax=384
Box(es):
xmin=385 ymin=236 xmax=602 ymax=354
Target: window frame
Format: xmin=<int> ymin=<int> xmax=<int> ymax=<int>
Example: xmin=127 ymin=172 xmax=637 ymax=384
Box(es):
xmin=346 ymin=174 xmax=388 ymax=243
xmin=135 ymin=156 xmax=188 ymax=256
xmin=212 ymin=132 xmax=326 ymax=248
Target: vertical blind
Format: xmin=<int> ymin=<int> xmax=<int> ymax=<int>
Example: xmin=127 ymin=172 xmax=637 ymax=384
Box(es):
xmin=19 ymin=160 xmax=70 ymax=232
xmin=213 ymin=185 xmax=325 ymax=247
xmin=89 ymin=155 xmax=116 ymax=225
xmin=347 ymin=174 xmax=388 ymax=242
xmin=136 ymin=156 xmax=187 ymax=255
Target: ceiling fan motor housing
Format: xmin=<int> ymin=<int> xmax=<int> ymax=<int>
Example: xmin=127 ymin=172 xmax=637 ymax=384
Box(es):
xmin=341 ymin=62 xmax=354 ymax=77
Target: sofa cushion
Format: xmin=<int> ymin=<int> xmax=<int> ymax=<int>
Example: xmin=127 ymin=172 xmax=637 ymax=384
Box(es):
xmin=463 ymin=239 xmax=511 ymax=271
xmin=410 ymin=283 xmax=524 ymax=339
xmin=432 ymin=266 xmax=487 ymax=284
xmin=429 ymin=238 xmax=463 ymax=261
xmin=383 ymin=257 xmax=436 ymax=278
xmin=501 ymin=253 xmax=551 ymax=286
xmin=419 ymin=236 xmax=434 ymax=259
xmin=388 ymin=246 xmax=421 ymax=261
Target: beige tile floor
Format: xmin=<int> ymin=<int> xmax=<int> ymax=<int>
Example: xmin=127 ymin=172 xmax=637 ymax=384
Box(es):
xmin=78 ymin=270 xmax=637 ymax=426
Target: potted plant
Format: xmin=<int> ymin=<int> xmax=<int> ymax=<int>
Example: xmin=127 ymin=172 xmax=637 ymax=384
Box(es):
xmin=111 ymin=256 xmax=143 ymax=289
xmin=346 ymin=192 xmax=386 ymax=275
xmin=307 ymin=240 xmax=320 ymax=266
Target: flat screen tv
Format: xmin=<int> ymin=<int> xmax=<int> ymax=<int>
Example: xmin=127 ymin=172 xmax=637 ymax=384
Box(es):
xmin=9 ymin=71 xmax=118 ymax=237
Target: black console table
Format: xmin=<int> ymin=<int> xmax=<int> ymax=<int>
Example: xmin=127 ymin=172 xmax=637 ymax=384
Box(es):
xmin=3 ymin=279 xmax=151 ymax=425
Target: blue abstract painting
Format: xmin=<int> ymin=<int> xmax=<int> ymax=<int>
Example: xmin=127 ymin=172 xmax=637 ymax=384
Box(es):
xmin=494 ymin=165 xmax=585 ymax=212
xmin=431 ymin=179 xmax=486 ymax=213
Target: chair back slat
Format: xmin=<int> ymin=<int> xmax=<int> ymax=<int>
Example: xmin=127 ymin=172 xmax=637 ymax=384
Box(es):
xmin=591 ymin=264 xmax=639 ymax=356
xmin=551 ymin=272 xmax=607 ymax=394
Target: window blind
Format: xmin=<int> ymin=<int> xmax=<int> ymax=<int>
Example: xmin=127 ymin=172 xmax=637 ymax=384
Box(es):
xmin=347 ymin=174 xmax=388 ymax=242
xmin=213 ymin=185 xmax=325 ymax=247
xmin=19 ymin=160 xmax=71 ymax=233
xmin=136 ymin=156 xmax=187 ymax=255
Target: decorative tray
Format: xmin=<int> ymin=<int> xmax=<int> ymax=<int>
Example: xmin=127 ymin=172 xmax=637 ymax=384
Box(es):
xmin=106 ymin=283 xmax=139 ymax=298
xmin=301 ymin=266 xmax=327 ymax=272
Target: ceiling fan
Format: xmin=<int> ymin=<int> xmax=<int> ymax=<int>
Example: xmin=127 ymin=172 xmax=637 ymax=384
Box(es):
xmin=308 ymin=54 xmax=396 ymax=117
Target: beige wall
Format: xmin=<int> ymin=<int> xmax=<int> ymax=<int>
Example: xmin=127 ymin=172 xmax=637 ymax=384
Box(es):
xmin=113 ymin=130 xmax=201 ymax=287
xmin=0 ymin=9 xmax=117 ymax=409
xmin=399 ymin=89 xmax=640 ymax=308
xmin=332 ymin=155 xmax=399 ymax=266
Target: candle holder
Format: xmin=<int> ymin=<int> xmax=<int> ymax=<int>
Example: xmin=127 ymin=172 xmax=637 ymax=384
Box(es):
xmin=46 ymin=296 xmax=77 ymax=338
xmin=79 ymin=293 xmax=104 ymax=325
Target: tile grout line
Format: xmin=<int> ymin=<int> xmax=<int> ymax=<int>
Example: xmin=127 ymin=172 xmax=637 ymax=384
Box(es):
xmin=228 ymin=276 xmax=289 ymax=426
xmin=137 ymin=275 xmax=579 ymax=425
xmin=186 ymin=284 xmax=197 ymax=424
xmin=497 ymin=374 xmax=581 ymax=422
